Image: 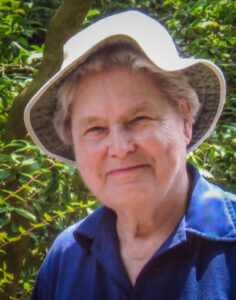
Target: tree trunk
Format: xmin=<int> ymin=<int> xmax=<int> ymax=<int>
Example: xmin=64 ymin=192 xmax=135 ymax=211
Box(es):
xmin=5 ymin=0 xmax=92 ymax=142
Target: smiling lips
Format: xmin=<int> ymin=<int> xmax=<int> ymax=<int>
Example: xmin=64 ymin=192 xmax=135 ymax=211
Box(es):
xmin=108 ymin=164 xmax=147 ymax=176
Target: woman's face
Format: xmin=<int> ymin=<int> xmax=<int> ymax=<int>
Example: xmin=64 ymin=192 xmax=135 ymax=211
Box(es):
xmin=71 ymin=67 xmax=192 ymax=212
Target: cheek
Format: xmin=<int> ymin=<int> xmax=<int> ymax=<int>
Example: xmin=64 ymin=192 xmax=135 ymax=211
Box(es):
xmin=76 ymin=156 xmax=100 ymax=195
xmin=76 ymin=152 xmax=96 ymax=176
xmin=136 ymin=121 xmax=187 ymax=164
xmin=74 ymin=143 xmax=93 ymax=177
xmin=134 ymin=124 xmax=169 ymax=150
xmin=74 ymin=142 xmax=104 ymax=188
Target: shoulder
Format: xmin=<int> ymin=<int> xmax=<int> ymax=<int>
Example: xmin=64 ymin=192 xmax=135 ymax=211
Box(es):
xmin=30 ymin=207 xmax=107 ymax=298
xmin=51 ymin=219 xmax=82 ymax=251
xmin=204 ymin=179 xmax=236 ymax=222
xmin=186 ymin=164 xmax=236 ymax=240
xmin=191 ymin=163 xmax=236 ymax=213
xmin=40 ymin=220 xmax=83 ymax=271
xmin=49 ymin=206 xmax=105 ymax=254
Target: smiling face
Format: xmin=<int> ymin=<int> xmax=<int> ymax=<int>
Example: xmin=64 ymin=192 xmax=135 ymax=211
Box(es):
xmin=71 ymin=67 xmax=192 ymax=212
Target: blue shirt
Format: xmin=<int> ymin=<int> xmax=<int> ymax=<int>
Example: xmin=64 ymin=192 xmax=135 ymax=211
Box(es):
xmin=31 ymin=165 xmax=236 ymax=299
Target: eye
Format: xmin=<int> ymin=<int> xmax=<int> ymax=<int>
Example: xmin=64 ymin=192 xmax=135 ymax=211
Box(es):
xmin=129 ymin=116 xmax=150 ymax=124
xmin=85 ymin=126 xmax=106 ymax=135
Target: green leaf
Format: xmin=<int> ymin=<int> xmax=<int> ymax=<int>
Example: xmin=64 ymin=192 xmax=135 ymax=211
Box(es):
xmin=21 ymin=158 xmax=37 ymax=166
xmin=13 ymin=208 xmax=36 ymax=221
xmin=43 ymin=213 xmax=52 ymax=221
xmin=18 ymin=226 xmax=26 ymax=234
xmin=198 ymin=21 xmax=219 ymax=28
xmin=0 ymin=212 xmax=11 ymax=227
xmin=0 ymin=206 xmax=13 ymax=213
xmin=86 ymin=9 xmax=100 ymax=17
xmin=23 ymin=281 xmax=30 ymax=291
xmin=0 ymin=249 xmax=6 ymax=255
xmin=0 ymin=169 xmax=12 ymax=181
xmin=0 ymin=153 xmax=9 ymax=163
xmin=13 ymin=8 xmax=25 ymax=15
xmin=1 ymin=190 xmax=26 ymax=202
xmin=30 ymin=222 xmax=47 ymax=229
xmin=0 ymin=232 xmax=8 ymax=243
xmin=8 ymin=236 xmax=21 ymax=243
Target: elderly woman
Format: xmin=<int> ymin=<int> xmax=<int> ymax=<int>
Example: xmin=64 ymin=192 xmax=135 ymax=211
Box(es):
xmin=25 ymin=11 xmax=236 ymax=300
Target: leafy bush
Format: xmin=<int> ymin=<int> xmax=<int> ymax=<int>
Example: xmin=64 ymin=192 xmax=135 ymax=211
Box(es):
xmin=0 ymin=139 xmax=97 ymax=298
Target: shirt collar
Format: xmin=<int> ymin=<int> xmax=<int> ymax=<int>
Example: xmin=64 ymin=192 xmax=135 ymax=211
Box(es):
xmin=74 ymin=206 xmax=131 ymax=289
xmin=184 ymin=164 xmax=236 ymax=241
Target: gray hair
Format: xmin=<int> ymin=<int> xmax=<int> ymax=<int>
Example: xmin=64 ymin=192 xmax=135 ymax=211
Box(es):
xmin=53 ymin=41 xmax=200 ymax=145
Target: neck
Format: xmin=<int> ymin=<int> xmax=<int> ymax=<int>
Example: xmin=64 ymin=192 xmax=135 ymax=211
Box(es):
xmin=115 ymin=169 xmax=191 ymax=285
xmin=116 ymin=168 xmax=191 ymax=245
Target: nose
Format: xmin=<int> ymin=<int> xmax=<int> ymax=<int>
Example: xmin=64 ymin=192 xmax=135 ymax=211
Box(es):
xmin=108 ymin=126 xmax=136 ymax=158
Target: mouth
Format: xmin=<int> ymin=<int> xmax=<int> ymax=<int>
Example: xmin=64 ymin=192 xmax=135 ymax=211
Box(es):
xmin=108 ymin=164 xmax=148 ymax=176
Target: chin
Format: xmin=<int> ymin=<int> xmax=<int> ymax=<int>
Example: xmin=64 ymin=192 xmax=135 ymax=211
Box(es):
xmin=103 ymin=184 xmax=155 ymax=207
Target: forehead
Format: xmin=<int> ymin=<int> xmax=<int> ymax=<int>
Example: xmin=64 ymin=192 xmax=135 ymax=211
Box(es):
xmin=71 ymin=67 xmax=174 ymax=121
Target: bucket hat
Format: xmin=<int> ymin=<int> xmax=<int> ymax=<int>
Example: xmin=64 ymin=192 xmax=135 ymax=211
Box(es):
xmin=24 ymin=10 xmax=226 ymax=166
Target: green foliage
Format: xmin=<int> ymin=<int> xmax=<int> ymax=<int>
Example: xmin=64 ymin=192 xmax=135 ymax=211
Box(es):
xmin=0 ymin=0 xmax=235 ymax=298
xmin=158 ymin=0 xmax=236 ymax=191
xmin=0 ymin=0 xmax=42 ymax=64
xmin=0 ymin=261 xmax=14 ymax=293
xmin=188 ymin=126 xmax=236 ymax=191
xmin=0 ymin=0 xmax=45 ymax=142
xmin=0 ymin=139 xmax=97 ymax=297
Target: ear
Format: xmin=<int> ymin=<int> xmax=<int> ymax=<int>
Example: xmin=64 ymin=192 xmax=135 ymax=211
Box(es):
xmin=178 ymin=98 xmax=193 ymax=146
xmin=183 ymin=117 xmax=192 ymax=146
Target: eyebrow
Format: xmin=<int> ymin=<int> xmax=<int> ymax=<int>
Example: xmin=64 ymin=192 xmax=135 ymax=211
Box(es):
xmin=75 ymin=98 xmax=161 ymax=129
xmin=76 ymin=116 xmax=105 ymax=129
xmin=124 ymin=102 xmax=154 ymax=115
xmin=122 ymin=98 xmax=163 ymax=118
